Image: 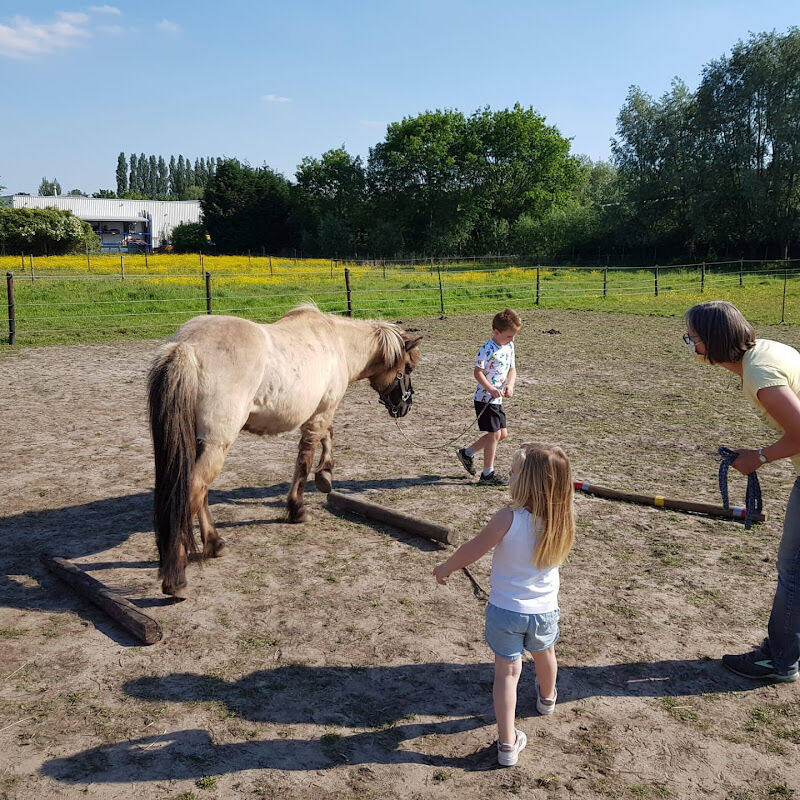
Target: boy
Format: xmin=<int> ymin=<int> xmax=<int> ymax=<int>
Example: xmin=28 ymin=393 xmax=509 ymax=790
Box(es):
xmin=457 ymin=309 xmax=521 ymax=485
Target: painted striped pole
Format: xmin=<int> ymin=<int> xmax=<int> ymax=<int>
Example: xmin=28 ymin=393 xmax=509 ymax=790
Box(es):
xmin=573 ymin=480 xmax=766 ymax=524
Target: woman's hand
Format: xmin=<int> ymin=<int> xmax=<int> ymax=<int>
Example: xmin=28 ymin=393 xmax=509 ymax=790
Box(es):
xmin=433 ymin=563 xmax=451 ymax=585
xmin=731 ymin=449 xmax=762 ymax=475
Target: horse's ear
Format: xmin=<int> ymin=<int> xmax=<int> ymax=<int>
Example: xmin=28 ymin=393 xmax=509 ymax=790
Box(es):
xmin=403 ymin=333 xmax=423 ymax=351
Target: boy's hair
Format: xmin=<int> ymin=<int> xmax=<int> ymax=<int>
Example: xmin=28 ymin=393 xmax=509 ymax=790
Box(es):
xmin=509 ymin=443 xmax=575 ymax=569
xmin=492 ymin=308 xmax=522 ymax=333
xmin=684 ymin=300 xmax=755 ymax=364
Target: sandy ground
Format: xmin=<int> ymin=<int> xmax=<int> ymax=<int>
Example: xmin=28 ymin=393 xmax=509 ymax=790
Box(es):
xmin=1 ymin=309 xmax=799 ymax=800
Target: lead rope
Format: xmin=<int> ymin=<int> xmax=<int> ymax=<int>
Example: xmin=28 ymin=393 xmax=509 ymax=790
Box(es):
xmin=718 ymin=446 xmax=763 ymax=530
xmin=392 ymin=400 xmax=494 ymax=451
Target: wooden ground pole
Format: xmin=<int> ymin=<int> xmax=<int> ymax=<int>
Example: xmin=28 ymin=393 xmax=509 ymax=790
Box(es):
xmin=327 ymin=491 xmax=453 ymax=545
xmin=574 ymin=480 xmax=766 ymax=524
xmin=41 ymin=555 xmax=163 ymax=645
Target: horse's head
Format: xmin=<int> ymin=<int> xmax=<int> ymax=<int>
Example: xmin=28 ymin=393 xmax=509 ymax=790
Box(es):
xmin=371 ymin=330 xmax=422 ymax=418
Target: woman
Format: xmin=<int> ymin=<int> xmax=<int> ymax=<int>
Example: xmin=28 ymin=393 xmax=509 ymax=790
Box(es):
xmin=684 ymin=300 xmax=800 ymax=683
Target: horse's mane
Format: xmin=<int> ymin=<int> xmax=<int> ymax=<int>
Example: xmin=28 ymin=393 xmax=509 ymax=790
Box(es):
xmin=281 ymin=304 xmax=404 ymax=368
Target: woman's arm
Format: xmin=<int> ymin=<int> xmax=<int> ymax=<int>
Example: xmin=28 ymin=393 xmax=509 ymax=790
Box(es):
xmin=433 ymin=507 xmax=513 ymax=584
xmin=733 ymin=385 xmax=800 ymax=474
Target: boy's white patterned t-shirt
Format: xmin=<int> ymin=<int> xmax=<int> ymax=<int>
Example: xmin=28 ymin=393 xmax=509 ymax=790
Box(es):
xmin=474 ymin=339 xmax=515 ymax=404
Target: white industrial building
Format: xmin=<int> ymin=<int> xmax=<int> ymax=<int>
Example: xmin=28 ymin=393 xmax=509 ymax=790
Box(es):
xmin=0 ymin=195 xmax=202 ymax=251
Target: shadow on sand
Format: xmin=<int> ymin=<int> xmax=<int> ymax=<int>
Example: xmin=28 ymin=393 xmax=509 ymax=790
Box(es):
xmin=42 ymin=657 xmax=756 ymax=782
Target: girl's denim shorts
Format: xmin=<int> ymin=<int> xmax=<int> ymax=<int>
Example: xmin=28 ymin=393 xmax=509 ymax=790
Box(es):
xmin=484 ymin=602 xmax=560 ymax=660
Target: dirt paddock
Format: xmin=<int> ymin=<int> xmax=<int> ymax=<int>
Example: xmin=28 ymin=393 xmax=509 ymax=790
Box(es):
xmin=1 ymin=309 xmax=799 ymax=799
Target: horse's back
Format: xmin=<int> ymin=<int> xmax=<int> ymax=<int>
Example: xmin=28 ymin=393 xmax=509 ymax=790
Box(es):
xmin=167 ymin=315 xmax=271 ymax=441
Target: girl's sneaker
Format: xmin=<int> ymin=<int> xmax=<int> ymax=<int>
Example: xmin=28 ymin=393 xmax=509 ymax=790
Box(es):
xmin=536 ymin=682 xmax=557 ymax=715
xmin=497 ymin=729 xmax=527 ymax=766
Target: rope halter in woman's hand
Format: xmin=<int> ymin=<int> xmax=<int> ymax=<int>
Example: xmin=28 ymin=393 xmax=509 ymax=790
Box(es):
xmin=718 ymin=446 xmax=763 ymax=530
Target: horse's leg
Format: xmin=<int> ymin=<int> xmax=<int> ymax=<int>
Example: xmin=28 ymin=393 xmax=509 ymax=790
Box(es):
xmin=191 ymin=442 xmax=228 ymax=559
xmin=313 ymin=424 xmax=334 ymax=493
xmin=288 ymin=416 xmax=331 ymax=523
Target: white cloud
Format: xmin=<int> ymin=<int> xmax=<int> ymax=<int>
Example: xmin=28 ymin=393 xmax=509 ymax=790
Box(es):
xmin=155 ymin=18 xmax=181 ymax=33
xmin=262 ymin=93 xmax=292 ymax=103
xmin=89 ymin=5 xmax=122 ymax=14
xmin=98 ymin=23 xmax=125 ymax=35
xmin=0 ymin=12 xmax=91 ymax=59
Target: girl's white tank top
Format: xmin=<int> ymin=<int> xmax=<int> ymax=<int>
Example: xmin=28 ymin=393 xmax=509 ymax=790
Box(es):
xmin=489 ymin=508 xmax=559 ymax=614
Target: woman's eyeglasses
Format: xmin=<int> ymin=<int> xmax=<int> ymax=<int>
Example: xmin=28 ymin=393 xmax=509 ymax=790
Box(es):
xmin=682 ymin=333 xmax=700 ymax=345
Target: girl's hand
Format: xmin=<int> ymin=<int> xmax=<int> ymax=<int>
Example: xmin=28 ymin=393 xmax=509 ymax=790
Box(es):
xmin=433 ymin=564 xmax=451 ymax=584
xmin=731 ymin=449 xmax=761 ymax=475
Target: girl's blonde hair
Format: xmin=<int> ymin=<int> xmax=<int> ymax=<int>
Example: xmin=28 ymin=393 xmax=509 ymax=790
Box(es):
xmin=509 ymin=443 xmax=575 ymax=569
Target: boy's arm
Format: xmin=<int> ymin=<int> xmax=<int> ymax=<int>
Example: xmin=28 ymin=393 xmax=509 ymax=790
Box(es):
xmin=433 ymin=508 xmax=513 ymax=584
xmin=503 ymin=367 xmax=517 ymax=397
xmin=474 ymin=365 xmax=502 ymax=398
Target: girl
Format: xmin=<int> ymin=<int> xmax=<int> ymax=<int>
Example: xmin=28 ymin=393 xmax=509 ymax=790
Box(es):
xmin=433 ymin=443 xmax=575 ymax=766
xmin=684 ymin=300 xmax=800 ymax=683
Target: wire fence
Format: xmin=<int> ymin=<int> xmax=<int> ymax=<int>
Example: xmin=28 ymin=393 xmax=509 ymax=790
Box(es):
xmin=3 ymin=255 xmax=800 ymax=345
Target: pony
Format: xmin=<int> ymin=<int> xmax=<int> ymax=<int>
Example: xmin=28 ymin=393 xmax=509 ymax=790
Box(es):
xmin=147 ymin=305 xmax=422 ymax=597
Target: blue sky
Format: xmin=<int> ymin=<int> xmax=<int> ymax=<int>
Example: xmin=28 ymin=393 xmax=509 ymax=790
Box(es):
xmin=1 ymin=1 xmax=797 ymax=195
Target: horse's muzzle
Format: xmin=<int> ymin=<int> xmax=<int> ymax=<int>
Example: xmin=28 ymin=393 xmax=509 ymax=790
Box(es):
xmin=379 ymin=373 xmax=414 ymax=418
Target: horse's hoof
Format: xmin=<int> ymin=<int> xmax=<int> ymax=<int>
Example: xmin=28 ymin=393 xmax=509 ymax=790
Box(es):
xmin=204 ymin=537 xmax=227 ymax=558
xmin=314 ymin=470 xmax=333 ymax=493
xmin=162 ymin=581 xmax=188 ymax=599
xmin=288 ymin=507 xmax=307 ymax=524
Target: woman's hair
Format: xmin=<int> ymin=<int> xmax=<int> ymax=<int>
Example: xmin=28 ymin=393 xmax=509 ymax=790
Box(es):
xmin=684 ymin=300 xmax=755 ymax=364
xmin=509 ymin=443 xmax=575 ymax=569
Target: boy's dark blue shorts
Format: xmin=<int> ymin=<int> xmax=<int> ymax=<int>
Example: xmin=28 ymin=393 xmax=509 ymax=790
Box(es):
xmin=474 ymin=401 xmax=507 ymax=432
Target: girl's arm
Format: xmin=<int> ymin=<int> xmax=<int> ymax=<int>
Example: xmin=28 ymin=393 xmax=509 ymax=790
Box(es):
xmin=433 ymin=507 xmax=513 ymax=584
xmin=733 ymin=385 xmax=800 ymax=474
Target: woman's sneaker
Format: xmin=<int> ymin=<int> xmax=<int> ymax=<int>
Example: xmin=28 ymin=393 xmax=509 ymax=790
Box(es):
xmin=722 ymin=644 xmax=799 ymax=683
xmin=456 ymin=448 xmax=476 ymax=476
xmin=536 ymin=682 xmax=557 ymax=715
xmin=497 ymin=729 xmax=527 ymax=766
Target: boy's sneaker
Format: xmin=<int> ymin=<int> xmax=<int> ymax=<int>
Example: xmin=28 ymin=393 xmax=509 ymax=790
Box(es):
xmin=536 ymin=682 xmax=557 ymax=715
xmin=497 ymin=729 xmax=527 ymax=767
xmin=456 ymin=447 xmax=476 ymax=476
xmin=722 ymin=644 xmax=798 ymax=683
xmin=478 ymin=471 xmax=508 ymax=486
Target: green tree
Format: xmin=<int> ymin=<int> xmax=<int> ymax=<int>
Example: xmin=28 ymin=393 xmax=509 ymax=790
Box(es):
xmin=202 ymin=159 xmax=294 ymax=253
xmin=38 ymin=177 xmax=61 ymax=196
xmin=147 ymin=155 xmax=158 ymax=197
xmin=168 ymin=155 xmax=178 ymax=197
xmin=116 ymin=152 xmax=127 ymax=195
xmin=129 ymin=154 xmax=137 ymax=195
xmin=157 ymin=156 xmax=168 ymax=196
xmin=0 ymin=207 xmax=98 ymax=254
xmin=295 ymin=147 xmax=366 ymax=254
xmin=170 ymin=221 xmax=209 ymax=252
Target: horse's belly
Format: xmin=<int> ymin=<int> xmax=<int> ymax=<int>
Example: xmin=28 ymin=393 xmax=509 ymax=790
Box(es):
xmin=243 ymin=388 xmax=332 ymax=436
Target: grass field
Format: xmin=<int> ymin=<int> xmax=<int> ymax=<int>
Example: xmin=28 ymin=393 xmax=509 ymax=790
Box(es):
xmin=2 ymin=253 xmax=799 ymax=346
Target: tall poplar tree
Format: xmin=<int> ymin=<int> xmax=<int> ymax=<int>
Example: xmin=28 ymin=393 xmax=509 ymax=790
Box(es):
xmin=116 ymin=152 xmax=127 ymax=195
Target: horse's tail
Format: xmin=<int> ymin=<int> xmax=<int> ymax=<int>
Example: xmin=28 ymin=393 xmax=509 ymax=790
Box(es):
xmin=148 ymin=341 xmax=200 ymax=593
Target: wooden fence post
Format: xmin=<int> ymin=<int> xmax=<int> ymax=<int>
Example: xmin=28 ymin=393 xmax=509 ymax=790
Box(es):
xmin=205 ymin=271 xmax=212 ymax=314
xmin=781 ymin=270 xmax=787 ymax=324
xmin=86 ymin=243 xmax=91 ymax=271
xmin=603 ymin=266 xmax=608 ymax=298
xmin=536 ymin=266 xmax=540 ymax=305
xmin=269 ymin=255 xmax=273 ymax=277
xmin=701 ymin=261 xmax=705 ymax=293
xmin=344 ymin=268 xmax=352 ymax=316
xmin=437 ymin=263 xmax=445 ymax=316
xmin=654 ymin=265 xmax=659 ymax=296
xmin=6 ymin=273 xmax=15 ymax=345
xmin=739 ymin=258 xmax=743 ymax=287
xmin=20 ymin=253 xmax=25 ymax=271
xmin=120 ymin=254 xmax=124 ymax=281
xmin=30 ymin=255 xmax=34 ymax=283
